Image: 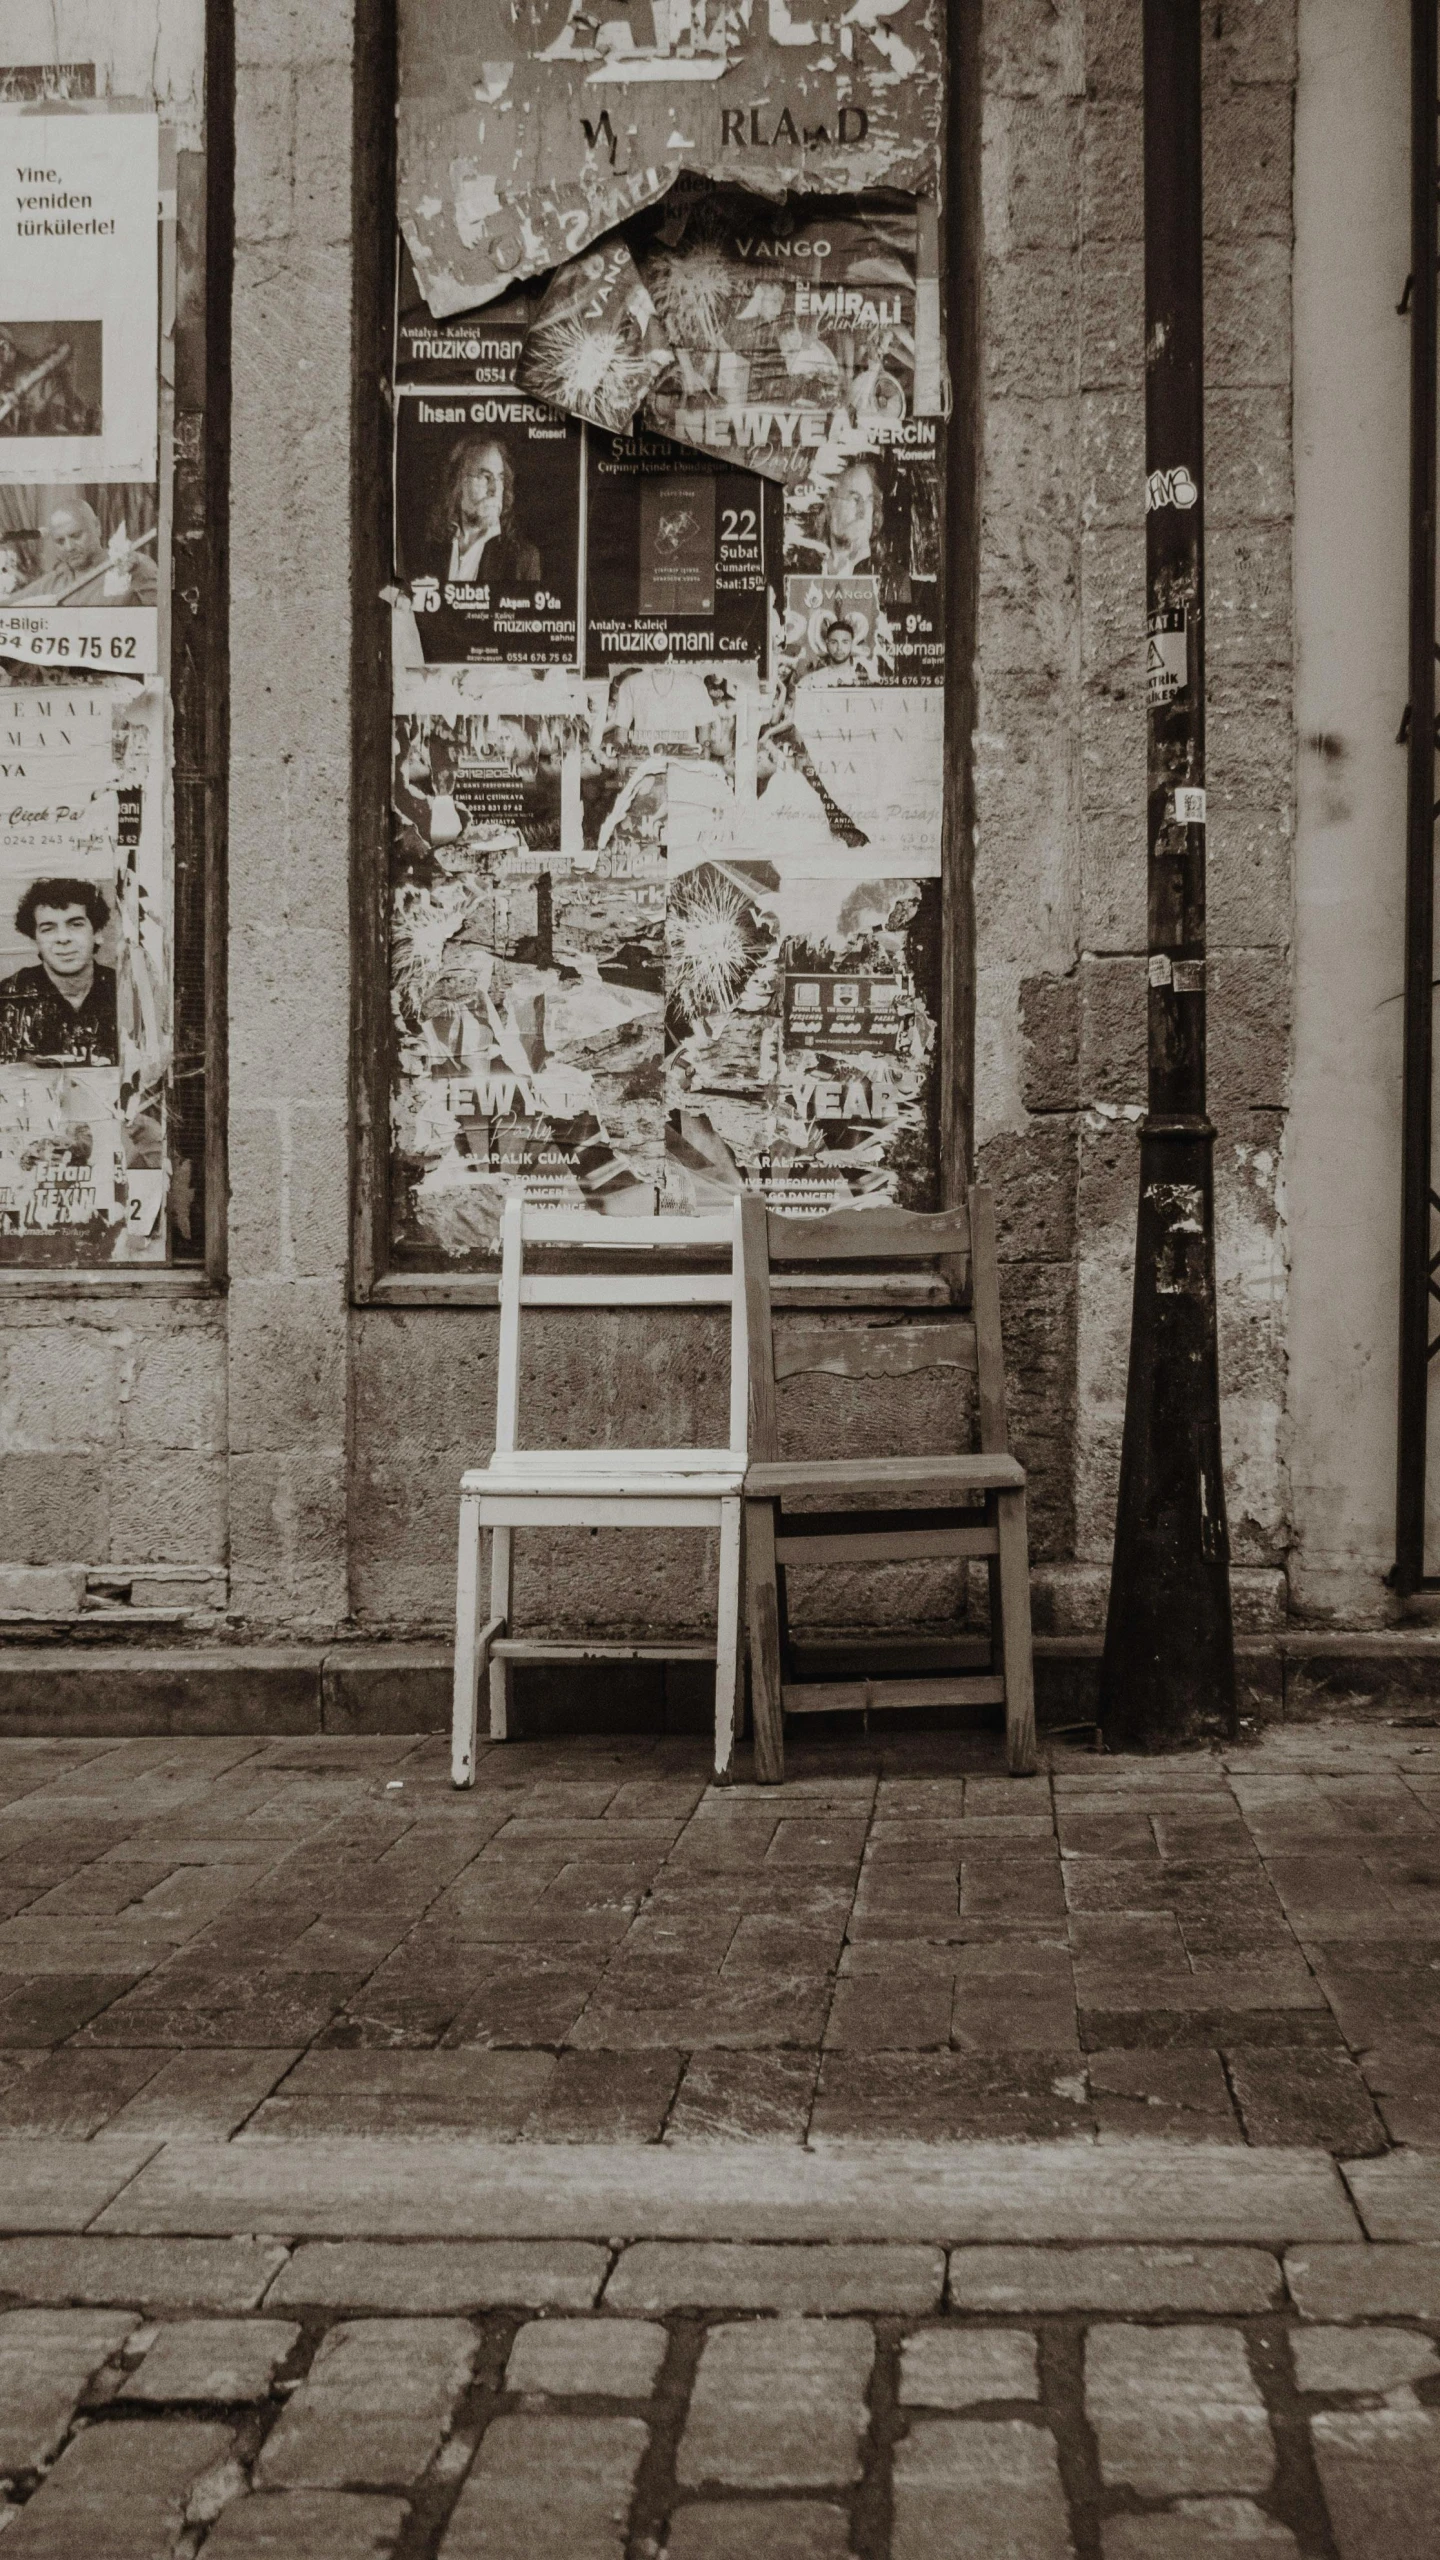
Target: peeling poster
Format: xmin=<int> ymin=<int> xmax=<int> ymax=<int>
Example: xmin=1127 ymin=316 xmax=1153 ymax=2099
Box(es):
xmin=397 ymin=0 xmax=943 ymax=317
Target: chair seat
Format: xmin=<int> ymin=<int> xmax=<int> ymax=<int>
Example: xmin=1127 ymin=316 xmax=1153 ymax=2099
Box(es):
xmin=465 ymin=1447 xmax=744 ymax=1499
xmin=744 ymin=1452 xmax=1025 ymax=1499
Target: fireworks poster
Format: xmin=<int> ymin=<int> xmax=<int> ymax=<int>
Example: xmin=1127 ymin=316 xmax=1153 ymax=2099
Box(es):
xmin=639 ymin=197 xmax=932 ymax=487
xmin=516 ymin=239 xmax=671 ymax=435
xmin=392 ymin=313 xmax=582 ymax=668
xmin=665 ymin=865 xmax=940 ymax=1216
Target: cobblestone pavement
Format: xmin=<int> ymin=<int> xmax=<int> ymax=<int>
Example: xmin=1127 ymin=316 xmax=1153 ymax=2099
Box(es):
xmin=1 ymin=2250 xmax=1440 ymax=2552
xmin=0 ymin=1719 xmax=1439 ymax=2547
xmin=0 ymin=1719 xmax=1435 ymax=2148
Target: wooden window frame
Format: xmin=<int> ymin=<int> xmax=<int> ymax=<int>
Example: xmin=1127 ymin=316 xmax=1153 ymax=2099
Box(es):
xmin=349 ymin=0 xmax=979 ymax=1312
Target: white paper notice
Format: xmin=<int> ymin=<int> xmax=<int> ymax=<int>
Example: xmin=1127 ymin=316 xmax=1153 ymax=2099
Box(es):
xmin=0 ymin=111 xmax=159 ymax=482
xmin=0 ymin=592 xmax=157 ymax=676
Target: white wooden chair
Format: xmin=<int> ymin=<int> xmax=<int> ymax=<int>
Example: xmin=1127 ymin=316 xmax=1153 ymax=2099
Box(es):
xmin=451 ymin=1194 xmax=748 ymax=1788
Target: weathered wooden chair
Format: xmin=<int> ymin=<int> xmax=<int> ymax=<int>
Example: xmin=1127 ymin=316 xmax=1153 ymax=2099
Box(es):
xmin=740 ymin=1189 xmax=1036 ymax=1782
xmin=451 ymin=1194 xmax=748 ymax=1789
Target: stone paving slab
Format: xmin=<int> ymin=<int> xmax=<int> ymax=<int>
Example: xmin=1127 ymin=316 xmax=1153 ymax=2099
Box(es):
xmin=0 ymin=2305 xmax=138 ymax=2470
xmin=946 ymin=2244 xmax=1283 ymax=2313
xmin=0 ymin=2136 xmax=159 ymax=2229
xmin=202 ymin=2492 xmax=410 ymax=2556
xmin=677 ymin=2316 xmax=874 ymax=2489
xmin=0 ymin=2235 xmax=288 ymax=2308
xmin=604 ymin=2238 xmax=944 ymax=2312
xmin=1 ymin=2415 xmax=233 ymax=2557
xmin=1342 ymin=2149 xmax=1440 ymax=2241
xmin=439 ymin=2412 xmax=649 ymax=2557
xmin=90 ymin=2134 xmax=1361 ymax=2243
xmin=118 ymin=2317 xmax=301 ymax=2403
xmin=1284 ymin=2241 xmax=1440 ymax=2319
xmin=264 ymin=2239 xmax=609 ymax=2312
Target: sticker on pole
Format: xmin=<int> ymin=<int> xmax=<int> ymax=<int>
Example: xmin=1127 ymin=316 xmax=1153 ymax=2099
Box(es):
xmin=1146 ymin=608 xmax=1188 ymax=705
xmin=1145 ymin=466 xmax=1198 ymax=513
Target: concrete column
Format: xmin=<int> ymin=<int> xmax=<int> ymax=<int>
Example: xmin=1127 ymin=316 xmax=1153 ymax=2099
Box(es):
xmin=226 ymin=0 xmax=355 ymax=1632
xmin=1288 ymin=0 xmax=1410 ymax=1620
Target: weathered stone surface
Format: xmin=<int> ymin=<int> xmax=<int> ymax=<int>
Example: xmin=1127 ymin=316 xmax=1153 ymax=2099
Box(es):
xmin=439 ymin=2414 xmax=648 ymax=2557
xmin=0 ymin=2307 xmax=136 ymax=2470
xmin=676 ymin=2318 xmax=873 ymax=2490
xmin=899 ymin=2327 xmax=1038 ymax=2406
xmin=267 ymin=2240 xmax=608 ymax=2312
xmin=1311 ymin=2408 xmax=1440 ymax=2560
xmin=104 ymin=2049 xmax=301 ymax=2138
xmin=664 ymin=2506 xmax=851 ymax=2560
xmin=119 ymin=2317 xmax=301 ymax=2403
xmin=891 ymin=2416 xmax=1073 ymax=2559
xmin=1291 ymin=2325 xmax=1439 ymax=2398
xmin=1342 ymin=2152 xmax=1440 ymax=2242
xmin=1226 ymin=2048 xmax=1387 ymax=2154
xmin=256 ymin=2318 xmax=475 ymax=2489
xmin=202 ymin=2492 xmax=409 ymax=2556
xmin=1284 ymin=2244 xmax=1440 ymax=2322
xmin=97 ymin=2133 xmax=1360 ymax=2242
xmin=0 ymin=2416 xmax=232 ymax=2557
xmin=505 ymin=2319 xmax=665 ymax=2398
xmin=0 ymin=2236 xmax=287 ymax=2311
xmin=947 ymin=2246 xmax=1281 ymax=2313
xmin=1102 ymin=2502 xmax=1299 ymax=2557
xmin=606 ymin=2241 xmax=942 ymax=2314
xmin=1085 ymin=2325 xmax=1274 ymax=2496
xmin=0 ymin=2138 xmax=159 ymax=2230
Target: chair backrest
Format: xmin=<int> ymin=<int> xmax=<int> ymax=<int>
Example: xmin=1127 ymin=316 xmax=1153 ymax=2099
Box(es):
xmin=739 ymin=1189 xmax=1010 ymax=1465
xmin=493 ymin=1194 xmax=748 ymax=1459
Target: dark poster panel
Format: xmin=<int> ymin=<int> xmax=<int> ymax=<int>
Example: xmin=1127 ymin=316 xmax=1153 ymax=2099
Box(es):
xmin=585 ymin=427 xmax=780 ymax=672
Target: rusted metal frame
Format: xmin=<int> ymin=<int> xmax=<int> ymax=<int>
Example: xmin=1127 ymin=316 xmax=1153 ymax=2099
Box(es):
xmin=1099 ymin=0 xmax=1236 ymax=1747
xmin=197 ymin=0 xmax=234 ymax=1282
xmin=1394 ymin=0 xmax=1440 ymax=1593
xmin=349 ymin=0 xmax=399 ymax=1302
xmin=941 ymin=0 xmax=982 ymax=1219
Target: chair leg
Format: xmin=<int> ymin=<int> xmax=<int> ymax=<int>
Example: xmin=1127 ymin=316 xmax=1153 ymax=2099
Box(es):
xmin=488 ymin=1524 xmax=515 ymax=1742
xmin=745 ymin=1495 xmax=785 ymax=1785
xmin=995 ymin=1485 xmax=1037 ymax=1777
xmin=713 ymin=1498 xmax=743 ymax=1783
xmin=452 ymin=1493 xmax=485 ymax=1788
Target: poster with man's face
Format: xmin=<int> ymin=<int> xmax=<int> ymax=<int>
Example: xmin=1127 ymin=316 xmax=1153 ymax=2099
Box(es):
xmin=392 ymin=316 xmax=582 ymax=666
xmin=0 ymin=479 xmax=159 ymax=673
xmin=0 ymin=678 xmax=168 ymax=1261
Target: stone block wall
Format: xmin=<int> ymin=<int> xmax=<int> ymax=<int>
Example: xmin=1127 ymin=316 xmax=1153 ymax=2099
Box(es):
xmin=975 ymin=0 xmax=1295 ymax=1635
xmin=225 ymin=0 xmax=355 ymax=1636
xmin=0 ymin=0 xmax=1335 ymax=1648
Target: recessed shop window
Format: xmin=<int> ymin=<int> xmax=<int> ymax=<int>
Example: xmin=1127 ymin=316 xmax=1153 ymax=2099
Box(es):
xmin=363 ymin=0 xmax=962 ymax=1283
xmin=0 ymin=11 xmax=225 ymax=1275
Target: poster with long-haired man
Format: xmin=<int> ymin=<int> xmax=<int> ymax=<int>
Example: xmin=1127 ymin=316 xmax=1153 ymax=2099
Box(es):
xmin=392 ymin=322 xmax=582 ymax=667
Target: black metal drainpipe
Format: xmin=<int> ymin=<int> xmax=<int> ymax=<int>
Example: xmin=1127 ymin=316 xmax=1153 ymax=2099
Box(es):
xmin=1099 ymin=0 xmax=1237 ymax=1749
xmin=1395 ymin=0 xmax=1439 ymax=1596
